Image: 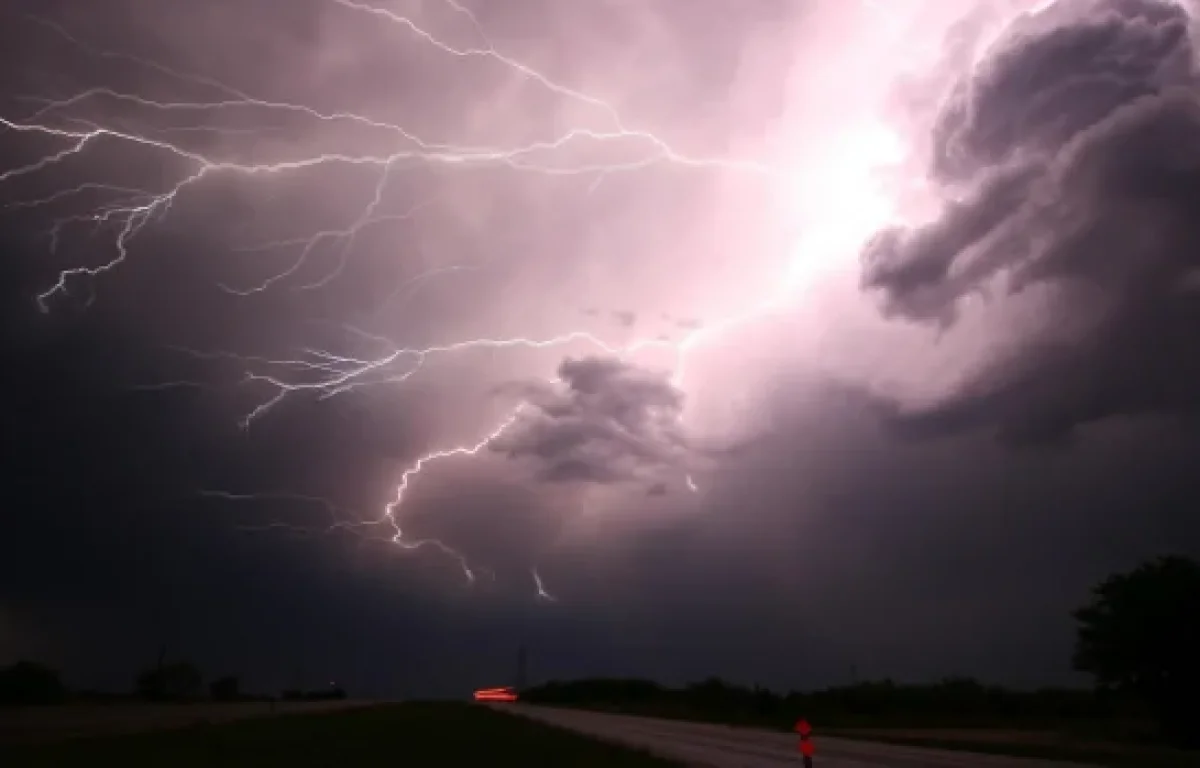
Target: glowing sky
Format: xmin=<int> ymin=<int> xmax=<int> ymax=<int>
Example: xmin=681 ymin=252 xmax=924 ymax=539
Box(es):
xmin=2 ymin=0 xmax=981 ymax=586
xmin=3 ymin=0 xmax=1200 ymax=694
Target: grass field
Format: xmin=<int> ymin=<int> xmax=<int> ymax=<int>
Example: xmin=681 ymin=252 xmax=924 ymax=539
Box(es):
xmin=3 ymin=702 xmax=681 ymax=767
xmin=823 ymin=728 xmax=1200 ymax=768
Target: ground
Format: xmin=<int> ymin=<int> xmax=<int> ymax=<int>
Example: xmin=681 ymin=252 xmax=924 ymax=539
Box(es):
xmin=3 ymin=702 xmax=681 ymax=767
xmin=817 ymin=726 xmax=1200 ymax=767
xmin=532 ymin=703 xmax=1200 ymax=767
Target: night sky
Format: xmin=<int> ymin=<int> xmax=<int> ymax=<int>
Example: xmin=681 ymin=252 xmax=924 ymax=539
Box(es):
xmin=2 ymin=0 xmax=1199 ymax=699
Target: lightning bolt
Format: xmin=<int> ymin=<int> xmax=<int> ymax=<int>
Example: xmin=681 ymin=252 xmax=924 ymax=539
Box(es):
xmin=532 ymin=567 xmax=556 ymax=603
xmin=4 ymin=0 xmax=935 ymax=596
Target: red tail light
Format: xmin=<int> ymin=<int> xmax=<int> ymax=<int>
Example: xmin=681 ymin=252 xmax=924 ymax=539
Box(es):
xmin=473 ymin=686 xmax=519 ymax=702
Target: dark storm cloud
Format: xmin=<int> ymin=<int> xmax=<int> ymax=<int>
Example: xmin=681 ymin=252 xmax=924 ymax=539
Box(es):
xmin=552 ymin=374 xmax=1200 ymax=691
xmin=8 ymin=0 xmax=1199 ymax=706
xmin=0 ymin=0 xmax=807 ymax=698
xmin=930 ymin=0 xmax=1193 ymax=182
xmin=491 ymin=356 xmax=688 ymax=484
xmin=862 ymin=0 xmax=1200 ymax=441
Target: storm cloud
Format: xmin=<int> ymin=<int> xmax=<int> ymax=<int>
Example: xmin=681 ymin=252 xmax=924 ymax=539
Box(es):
xmin=862 ymin=0 xmax=1200 ymax=442
xmin=492 ymin=356 xmax=688 ymax=485
xmin=3 ymin=0 xmax=1200 ymax=700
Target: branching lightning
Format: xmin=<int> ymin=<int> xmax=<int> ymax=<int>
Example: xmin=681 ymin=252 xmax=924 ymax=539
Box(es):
xmin=2 ymin=0 xmax=924 ymax=597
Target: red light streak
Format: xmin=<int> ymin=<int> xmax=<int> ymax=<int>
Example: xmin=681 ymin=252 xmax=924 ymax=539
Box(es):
xmin=473 ymin=686 xmax=519 ymax=702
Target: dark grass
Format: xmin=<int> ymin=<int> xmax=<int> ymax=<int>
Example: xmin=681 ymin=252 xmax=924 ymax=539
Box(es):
xmin=822 ymin=732 xmax=1200 ymax=768
xmin=2 ymin=702 xmax=682 ymax=767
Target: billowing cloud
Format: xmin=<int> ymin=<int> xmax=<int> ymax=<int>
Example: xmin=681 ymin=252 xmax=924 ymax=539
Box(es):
xmin=5 ymin=0 xmax=1200 ymax=700
xmin=491 ymin=356 xmax=688 ymax=484
xmin=862 ymin=0 xmax=1200 ymax=442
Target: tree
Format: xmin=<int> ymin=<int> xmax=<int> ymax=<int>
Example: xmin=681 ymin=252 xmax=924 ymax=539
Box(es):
xmin=1073 ymin=555 xmax=1200 ymax=748
xmin=210 ymin=676 xmax=240 ymax=701
xmin=0 ymin=661 xmax=66 ymax=706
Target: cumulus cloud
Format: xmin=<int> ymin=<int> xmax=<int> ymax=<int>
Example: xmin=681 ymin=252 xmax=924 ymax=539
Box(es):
xmin=490 ymin=356 xmax=689 ymax=484
xmin=862 ymin=0 xmax=1200 ymax=442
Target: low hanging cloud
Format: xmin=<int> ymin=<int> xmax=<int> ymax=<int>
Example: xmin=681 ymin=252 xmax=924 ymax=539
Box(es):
xmin=490 ymin=356 xmax=690 ymax=484
xmin=861 ymin=0 xmax=1200 ymax=443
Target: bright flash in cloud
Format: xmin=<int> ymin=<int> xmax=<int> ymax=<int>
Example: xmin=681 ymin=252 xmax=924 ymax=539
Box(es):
xmin=0 ymin=0 xmax=1061 ymax=596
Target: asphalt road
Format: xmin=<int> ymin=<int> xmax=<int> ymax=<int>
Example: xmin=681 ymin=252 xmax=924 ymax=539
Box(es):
xmin=1 ymin=700 xmax=374 ymax=745
xmin=506 ymin=705 xmax=1098 ymax=768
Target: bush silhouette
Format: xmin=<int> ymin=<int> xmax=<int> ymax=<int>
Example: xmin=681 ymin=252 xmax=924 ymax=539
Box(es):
xmin=0 ymin=660 xmax=66 ymax=706
xmin=210 ymin=675 xmax=240 ymax=701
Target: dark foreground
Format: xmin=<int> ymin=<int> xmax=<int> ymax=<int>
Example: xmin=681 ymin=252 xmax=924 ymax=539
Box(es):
xmin=1 ymin=700 xmax=366 ymax=745
xmin=510 ymin=705 xmax=1200 ymax=768
xmin=2 ymin=702 xmax=680 ymax=767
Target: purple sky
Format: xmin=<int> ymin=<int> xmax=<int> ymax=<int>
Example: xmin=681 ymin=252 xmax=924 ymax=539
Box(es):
xmin=2 ymin=0 xmax=1199 ymax=697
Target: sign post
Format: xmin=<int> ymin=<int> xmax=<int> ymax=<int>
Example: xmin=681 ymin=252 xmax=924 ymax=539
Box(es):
xmin=795 ymin=718 xmax=814 ymax=767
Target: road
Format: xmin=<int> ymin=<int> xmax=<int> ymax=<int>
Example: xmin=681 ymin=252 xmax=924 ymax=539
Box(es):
xmin=506 ymin=705 xmax=1097 ymax=767
xmin=0 ymin=700 xmax=374 ymax=745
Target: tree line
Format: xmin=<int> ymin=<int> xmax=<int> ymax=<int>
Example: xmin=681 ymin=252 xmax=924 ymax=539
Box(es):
xmin=0 ymin=659 xmax=347 ymax=706
xmin=522 ymin=556 xmax=1200 ymax=749
xmin=523 ymin=676 xmax=1145 ymax=726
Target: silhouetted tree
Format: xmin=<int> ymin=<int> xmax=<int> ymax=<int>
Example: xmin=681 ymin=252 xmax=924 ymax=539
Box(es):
xmin=523 ymin=675 xmax=1140 ymax=731
xmin=210 ymin=675 xmax=240 ymax=701
xmin=1073 ymin=555 xmax=1200 ymax=748
xmin=136 ymin=661 xmax=202 ymax=701
xmin=0 ymin=661 xmax=66 ymax=706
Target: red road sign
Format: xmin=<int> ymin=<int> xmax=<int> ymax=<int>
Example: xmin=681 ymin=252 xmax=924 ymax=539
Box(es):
xmin=795 ymin=718 xmax=812 ymax=736
xmin=800 ymin=738 xmax=815 ymax=757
